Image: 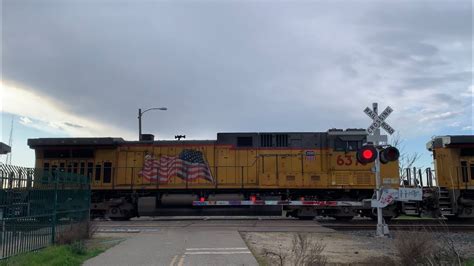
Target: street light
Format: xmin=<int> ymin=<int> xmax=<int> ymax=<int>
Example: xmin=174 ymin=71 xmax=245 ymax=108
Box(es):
xmin=138 ymin=107 xmax=167 ymax=141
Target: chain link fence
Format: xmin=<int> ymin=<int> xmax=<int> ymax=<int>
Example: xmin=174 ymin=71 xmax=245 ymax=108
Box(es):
xmin=0 ymin=163 xmax=90 ymax=259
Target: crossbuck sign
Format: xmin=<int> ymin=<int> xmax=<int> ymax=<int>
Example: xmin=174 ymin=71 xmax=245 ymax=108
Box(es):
xmin=364 ymin=106 xmax=395 ymax=135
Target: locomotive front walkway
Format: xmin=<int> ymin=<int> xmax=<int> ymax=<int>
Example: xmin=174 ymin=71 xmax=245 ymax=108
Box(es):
xmin=84 ymin=218 xmax=333 ymax=266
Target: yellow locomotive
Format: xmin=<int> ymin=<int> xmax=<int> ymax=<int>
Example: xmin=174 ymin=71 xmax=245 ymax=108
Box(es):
xmin=426 ymin=135 xmax=474 ymax=219
xmin=28 ymin=129 xmax=399 ymax=220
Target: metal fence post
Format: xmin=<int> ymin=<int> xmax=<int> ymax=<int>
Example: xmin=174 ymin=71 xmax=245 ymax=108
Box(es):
xmin=51 ymin=171 xmax=58 ymax=244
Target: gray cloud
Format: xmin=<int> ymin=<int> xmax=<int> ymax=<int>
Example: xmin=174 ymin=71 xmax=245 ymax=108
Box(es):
xmin=63 ymin=122 xmax=84 ymax=128
xmin=2 ymin=0 xmax=472 ymax=141
xmin=403 ymin=71 xmax=472 ymax=89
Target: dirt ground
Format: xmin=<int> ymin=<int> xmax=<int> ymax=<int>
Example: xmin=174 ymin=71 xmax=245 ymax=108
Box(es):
xmin=241 ymin=231 xmax=474 ymax=265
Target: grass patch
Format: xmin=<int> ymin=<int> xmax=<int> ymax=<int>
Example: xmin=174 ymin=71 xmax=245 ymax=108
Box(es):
xmin=0 ymin=244 xmax=103 ymax=266
xmin=0 ymin=237 xmax=124 ymax=266
xmin=465 ymin=258 xmax=474 ymax=266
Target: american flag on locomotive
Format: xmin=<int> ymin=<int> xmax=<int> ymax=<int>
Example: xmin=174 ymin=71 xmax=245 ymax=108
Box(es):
xmin=140 ymin=149 xmax=214 ymax=183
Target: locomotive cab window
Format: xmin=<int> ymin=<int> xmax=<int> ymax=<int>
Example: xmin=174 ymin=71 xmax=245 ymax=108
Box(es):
xmin=347 ymin=141 xmax=359 ymax=151
xmin=334 ymin=139 xmax=360 ymax=152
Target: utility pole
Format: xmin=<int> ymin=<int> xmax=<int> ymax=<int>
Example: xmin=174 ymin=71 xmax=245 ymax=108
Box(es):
xmin=5 ymin=118 xmax=13 ymax=164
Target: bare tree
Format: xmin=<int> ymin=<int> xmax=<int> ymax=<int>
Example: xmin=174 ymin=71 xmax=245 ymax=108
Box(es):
xmin=389 ymin=133 xmax=424 ymax=182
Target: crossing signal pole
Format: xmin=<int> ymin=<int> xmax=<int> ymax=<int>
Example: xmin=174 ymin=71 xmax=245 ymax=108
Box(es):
xmin=362 ymin=102 xmax=397 ymax=237
xmin=373 ymin=105 xmax=386 ymax=236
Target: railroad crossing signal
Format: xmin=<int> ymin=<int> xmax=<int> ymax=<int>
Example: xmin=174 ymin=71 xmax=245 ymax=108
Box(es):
xmin=379 ymin=147 xmax=400 ymax=164
xmin=364 ymin=106 xmax=395 ymax=135
xmin=356 ymin=145 xmax=378 ymax=164
xmin=363 ymin=103 xmax=397 ymax=237
xmin=356 ymin=145 xmax=399 ymax=165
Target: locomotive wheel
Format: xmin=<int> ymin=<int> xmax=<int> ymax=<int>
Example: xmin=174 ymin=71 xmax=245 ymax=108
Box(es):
xmin=107 ymin=207 xmax=132 ymax=221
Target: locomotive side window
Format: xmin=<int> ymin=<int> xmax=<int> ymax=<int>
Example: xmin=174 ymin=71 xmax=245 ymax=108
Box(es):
xmin=73 ymin=162 xmax=78 ymax=173
xmin=461 ymin=161 xmax=468 ymax=182
xmin=237 ymin=137 xmax=253 ymax=147
xmin=95 ymin=164 xmax=102 ymax=181
xmin=470 ymin=163 xmax=474 ymax=180
xmin=43 ymin=162 xmax=50 ymax=172
xmin=103 ymin=162 xmax=112 ymax=183
xmin=80 ymin=162 xmax=85 ymax=175
xmin=87 ymin=163 xmax=94 ymax=180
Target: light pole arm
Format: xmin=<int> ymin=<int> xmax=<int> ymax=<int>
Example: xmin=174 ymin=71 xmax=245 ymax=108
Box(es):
xmin=141 ymin=107 xmax=167 ymax=115
xmin=138 ymin=107 xmax=167 ymax=141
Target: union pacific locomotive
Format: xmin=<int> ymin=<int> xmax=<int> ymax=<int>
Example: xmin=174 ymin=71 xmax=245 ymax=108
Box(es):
xmin=424 ymin=136 xmax=474 ymax=219
xmin=27 ymin=130 xmax=473 ymax=220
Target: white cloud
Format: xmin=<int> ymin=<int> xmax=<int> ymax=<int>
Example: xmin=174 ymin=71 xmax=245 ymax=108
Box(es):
xmin=19 ymin=116 xmax=32 ymax=125
xmin=1 ymin=80 xmax=135 ymax=139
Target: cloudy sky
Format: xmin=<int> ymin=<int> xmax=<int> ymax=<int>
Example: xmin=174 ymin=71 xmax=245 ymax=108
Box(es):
xmin=1 ymin=0 xmax=472 ymax=167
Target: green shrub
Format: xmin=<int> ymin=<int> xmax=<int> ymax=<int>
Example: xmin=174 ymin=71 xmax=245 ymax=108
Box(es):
xmin=69 ymin=241 xmax=86 ymax=256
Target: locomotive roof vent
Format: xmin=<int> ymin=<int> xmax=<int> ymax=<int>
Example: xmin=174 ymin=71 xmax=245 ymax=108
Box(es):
xmin=345 ymin=128 xmax=366 ymax=132
xmin=141 ymin=134 xmax=155 ymax=141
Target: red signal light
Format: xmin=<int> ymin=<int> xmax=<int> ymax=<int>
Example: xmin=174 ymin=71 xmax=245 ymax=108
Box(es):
xmin=199 ymin=197 xmax=205 ymax=202
xmin=362 ymin=149 xmax=374 ymax=160
xmin=356 ymin=145 xmax=377 ymax=164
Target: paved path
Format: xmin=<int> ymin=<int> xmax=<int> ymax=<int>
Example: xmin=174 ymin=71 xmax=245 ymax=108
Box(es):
xmin=85 ymin=228 xmax=258 ymax=266
xmin=85 ymin=218 xmax=333 ymax=266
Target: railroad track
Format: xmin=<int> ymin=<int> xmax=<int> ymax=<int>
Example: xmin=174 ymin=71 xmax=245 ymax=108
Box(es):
xmin=321 ymin=223 xmax=474 ymax=231
xmin=92 ymin=217 xmax=474 ymax=232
